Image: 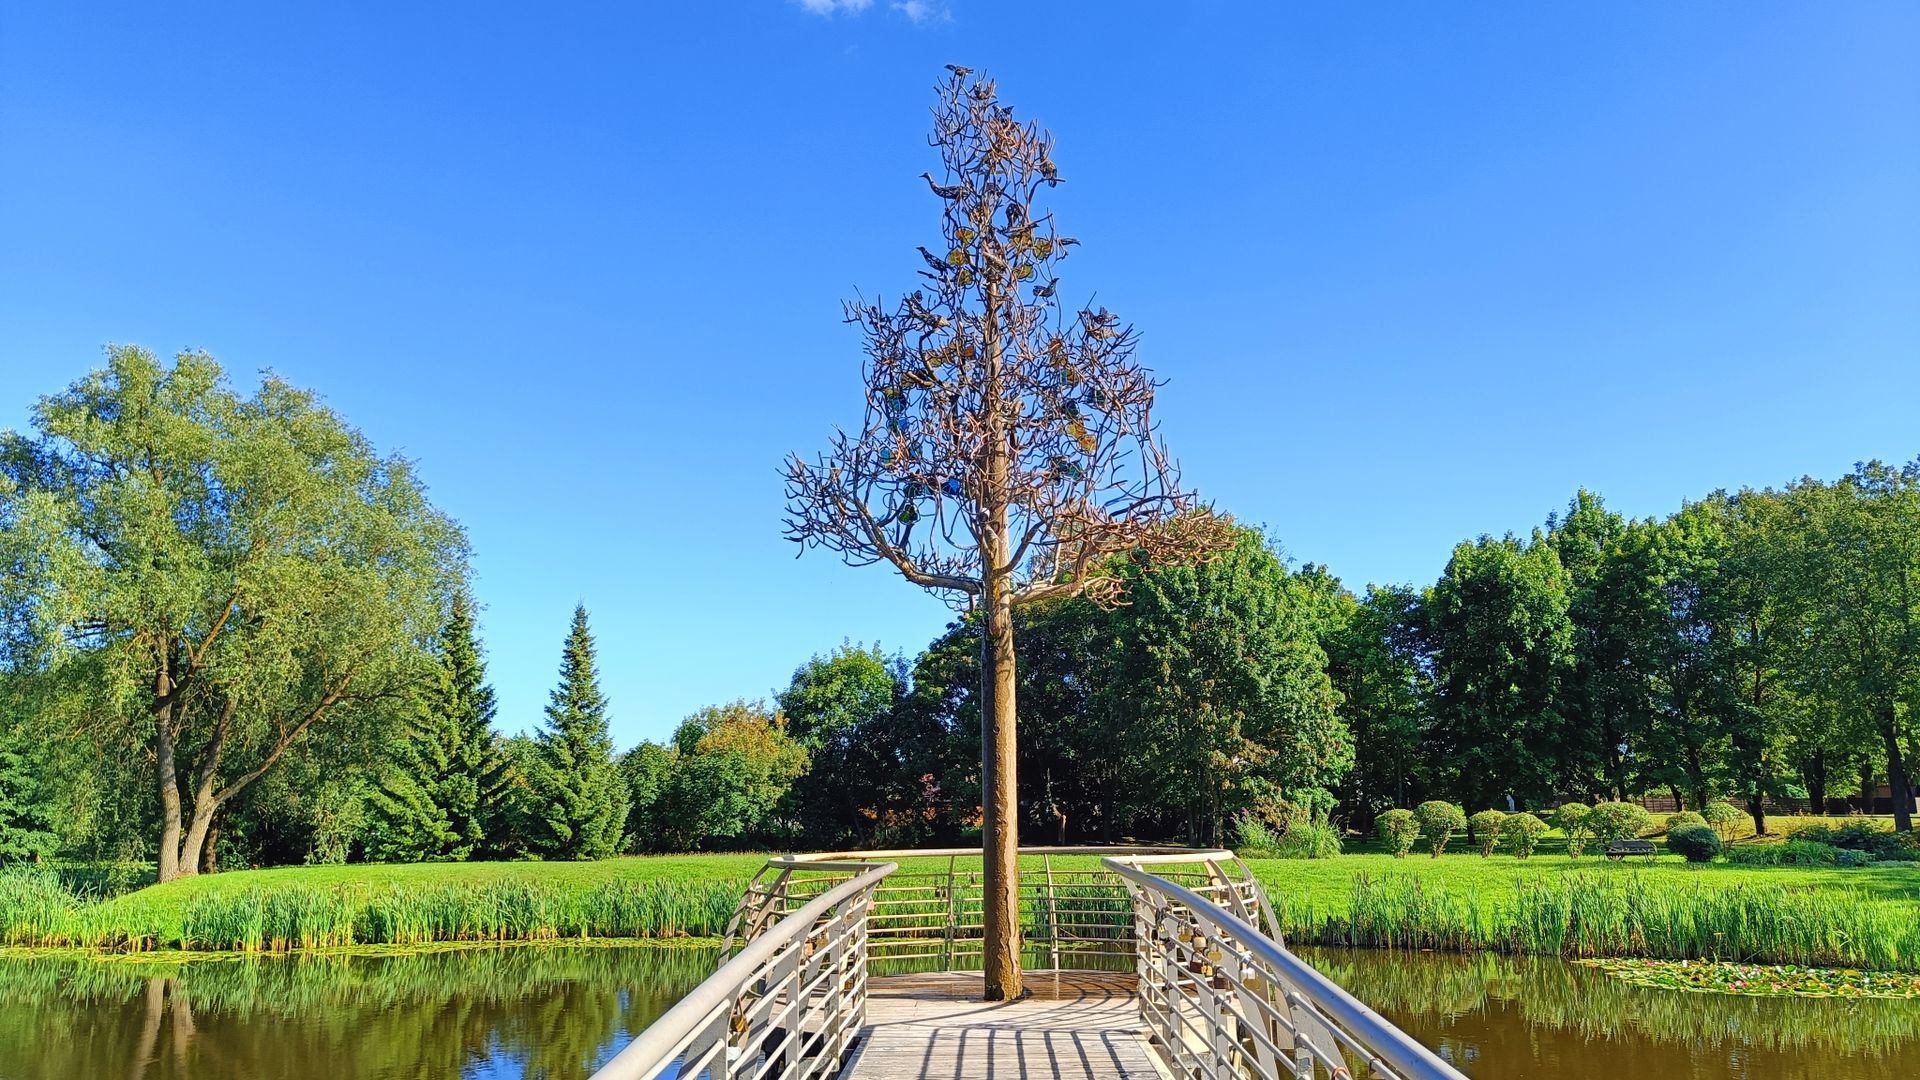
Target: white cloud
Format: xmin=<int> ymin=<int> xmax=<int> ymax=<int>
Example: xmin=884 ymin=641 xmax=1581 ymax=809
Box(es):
xmin=794 ymin=0 xmax=874 ymax=15
xmin=792 ymin=0 xmax=951 ymax=22
xmin=892 ymin=0 xmax=951 ymax=23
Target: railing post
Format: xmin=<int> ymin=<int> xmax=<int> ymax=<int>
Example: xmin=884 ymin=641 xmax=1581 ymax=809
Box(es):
xmin=1042 ymin=853 xmax=1061 ymax=971
xmin=942 ymin=854 xmax=957 ymax=972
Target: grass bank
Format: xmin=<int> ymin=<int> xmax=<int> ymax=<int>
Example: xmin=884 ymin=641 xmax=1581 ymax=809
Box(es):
xmin=7 ymin=847 xmax=1917 ymax=970
xmin=0 ymin=856 xmax=765 ymax=951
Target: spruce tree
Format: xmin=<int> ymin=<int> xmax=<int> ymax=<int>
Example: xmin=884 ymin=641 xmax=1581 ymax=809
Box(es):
xmin=366 ymin=593 xmax=504 ymax=862
xmin=532 ymin=605 xmax=628 ymax=858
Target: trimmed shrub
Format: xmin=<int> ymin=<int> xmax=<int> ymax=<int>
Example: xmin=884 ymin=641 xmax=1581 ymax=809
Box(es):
xmin=1590 ymin=801 xmax=1654 ymax=843
xmin=1467 ymin=810 xmax=1507 ymax=857
xmin=1663 ymin=811 xmax=1707 ymax=834
xmin=1702 ymin=800 xmax=1744 ymax=839
xmin=1376 ymin=809 xmax=1419 ymax=858
xmin=1553 ymin=803 xmax=1593 ymax=858
xmin=1666 ymin=824 xmax=1721 ymax=863
xmin=1413 ymin=801 xmax=1467 ymax=858
xmin=1503 ymin=812 xmax=1548 ymax=858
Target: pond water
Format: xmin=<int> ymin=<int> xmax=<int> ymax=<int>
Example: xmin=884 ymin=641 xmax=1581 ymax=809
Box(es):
xmin=0 ymin=942 xmax=715 ymax=1080
xmin=1299 ymin=946 xmax=1920 ymax=1080
xmin=1 ymin=942 xmax=1916 ymax=1078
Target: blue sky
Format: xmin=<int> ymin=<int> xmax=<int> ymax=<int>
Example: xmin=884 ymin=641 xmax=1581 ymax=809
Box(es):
xmin=3 ymin=3 xmax=1916 ymax=748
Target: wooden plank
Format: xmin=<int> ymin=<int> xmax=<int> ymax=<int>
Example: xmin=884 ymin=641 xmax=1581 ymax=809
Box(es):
xmin=840 ymin=971 xmax=1167 ymax=1079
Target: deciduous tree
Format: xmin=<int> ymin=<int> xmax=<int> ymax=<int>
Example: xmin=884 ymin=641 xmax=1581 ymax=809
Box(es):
xmin=0 ymin=348 xmax=466 ymax=881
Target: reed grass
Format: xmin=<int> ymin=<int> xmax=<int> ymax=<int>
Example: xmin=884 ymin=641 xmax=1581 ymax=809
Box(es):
xmin=0 ymin=867 xmax=742 ymax=952
xmin=1275 ymin=871 xmax=1920 ymax=972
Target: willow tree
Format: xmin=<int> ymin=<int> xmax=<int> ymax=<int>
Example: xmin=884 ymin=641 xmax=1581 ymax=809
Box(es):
xmin=0 ymin=348 xmax=466 ymax=881
xmin=784 ymin=69 xmax=1223 ymax=1000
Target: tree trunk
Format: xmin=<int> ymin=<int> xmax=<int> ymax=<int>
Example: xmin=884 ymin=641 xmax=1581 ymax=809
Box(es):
xmin=1668 ymin=784 xmax=1684 ymax=813
xmin=979 ymin=576 xmax=1022 ymax=1001
xmin=153 ymin=663 xmax=185 ymax=885
xmin=200 ymin=819 xmax=220 ymax=874
xmin=1880 ymin=701 xmax=1915 ymax=833
xmin=1804 ymin=749 xmax=1828 ymax=817
xmin=1747 ymin=793 xmax=1767 ymax=838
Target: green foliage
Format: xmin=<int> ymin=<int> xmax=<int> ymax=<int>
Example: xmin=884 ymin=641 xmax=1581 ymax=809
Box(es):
xmin=1588 ymin=801 xmax=1654 ymax=843
xmin=1425 ymin=534 xmax=1574 ymax=810
xmin=1502 ymin=812 xmax=1548 ymax=858
xmin=529 ymin=607 xmax=628 ymax=859
xmin=776 ymin=644 xmax=907 ymax=846
xmin=0 ymin=348 xmax=467 ymax=880
xmin=1663 ymin=811 xmax=1706 ymax=833
xmin=1230 ymin=814 xmax=1281 ymax=855
xmin=1412 ymin=801 xmax=1465 ymax=857
xmin=1789 ymin=820 xmax=1919 ymax=862
xmin=1301 ymin=871 xmax=1920 ymax=972
xmin=1324 ymin=585 xmax=1431 ymax=819
xmin=1376 ymin=809 xmax=1419 ymax=858
xmin=1726 ymin=839 xmax=1856 ymax=867
xmin=0 ymin=718 xmax=56 ymax=863
xmin=1582 ymin=957 xmax=1920 ymax=999
xmin=366 ymin=594 xmax=504 ymax=863
xmin=1702 ymin=800 xmax=1745 ymax=839
xmin=1103 ymin=526 xmax=1352 ymax=843
xmin=1552 ymin=804 xmax=1593 ymax=858
xmin=1466 ymin=810 xmax=1506 ymax=857
xmin=1268 ymin=812 xmax=1343 ymax=860
xmin=1666 ymin=824 xmax=1722 ymax=862
xmin=647 ymin=702 xmax=807 ymax=852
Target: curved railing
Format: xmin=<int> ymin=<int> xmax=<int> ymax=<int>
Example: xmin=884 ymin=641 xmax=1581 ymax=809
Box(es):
xmin=723 ymin=845 xmax=1220 ymax=972
xmin=589 ymin=860 xmax=895 ymax=1080
xmin=1105 ymin=852 xmax=1469 ymax=1080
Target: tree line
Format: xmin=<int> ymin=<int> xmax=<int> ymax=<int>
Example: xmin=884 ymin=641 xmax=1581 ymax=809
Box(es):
xmin=1 ymin=351 xmax=1914 ymax=876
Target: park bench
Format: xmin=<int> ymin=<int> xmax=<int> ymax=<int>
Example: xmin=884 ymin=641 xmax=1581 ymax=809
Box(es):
xmin=1604 ymin=839 xmax=1658 ymax=861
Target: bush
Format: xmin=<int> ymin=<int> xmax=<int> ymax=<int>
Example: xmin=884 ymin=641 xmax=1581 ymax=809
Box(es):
xmin=1834 ymin=848 xmax=1873 ymax=868
xmin=1412 ymin=801 xmax=1467 ymax=857
xmin=1589 ymin=801 xmax=1654 ymax=843
xmin=1666 ymin=824 xmax=1722 ymax=863
xmin=1503 ymin=812 xmax=1548 ymax=858
xmin=1231 ymin=813 xmax=1282 ymax=856
xmin=1273 ymin=814 xmax=1344 ymax=860
xmin=1467 ymin=810 xmax=1507 ymax=857
xmin=1791 ymin=821 xmax=1920 ymax=862
xmin=1664 ymin=811 xmax=1706 ymax=834
xmin=1727 ymin=839 xmax=1846 ymax=867
xmin=1703 ymin=800 xmax=1744 ymax=839
xmin=1376 ymin=809 xmax=1419 ymax=858
xmin=1552 ymin=803 xmax=1593 ymax=858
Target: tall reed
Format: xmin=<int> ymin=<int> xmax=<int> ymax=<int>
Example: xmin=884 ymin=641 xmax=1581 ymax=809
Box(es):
xmin=1280 ymin=872 xmax=1920 ymax=972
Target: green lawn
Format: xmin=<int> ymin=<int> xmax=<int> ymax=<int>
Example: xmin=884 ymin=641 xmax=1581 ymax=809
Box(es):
xmin=85 ymin=843 xmax=1920 ymax=939
xmin=14 ymin=842 xmax=1915 ymax=967
xmin=1241 ymin=851 xmax=1920 ymax=920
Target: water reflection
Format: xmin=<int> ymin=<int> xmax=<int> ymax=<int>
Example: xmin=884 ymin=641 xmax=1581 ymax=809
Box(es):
xmin=1300 ymin=946 xmax=1920 ymax=1080
xmin=0 ymin=942 xmax=714 ymax=1080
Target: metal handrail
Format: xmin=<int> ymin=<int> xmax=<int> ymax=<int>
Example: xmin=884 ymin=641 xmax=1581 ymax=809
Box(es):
xmin=1104 ymin=854 xmax=1467 ymax=1080
xmin=722 ymin=845 xmax=1210 ymax=970
xmin=590 ymin=861 xmax=896 ymax=1080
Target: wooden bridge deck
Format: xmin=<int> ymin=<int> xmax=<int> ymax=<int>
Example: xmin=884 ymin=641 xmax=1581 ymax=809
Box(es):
xmin=840 ymin=970 xmax=1167 ymax=1080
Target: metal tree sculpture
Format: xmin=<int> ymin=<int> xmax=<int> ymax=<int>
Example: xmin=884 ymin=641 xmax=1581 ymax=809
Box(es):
xmin=784 ymin=68 xmax=1226 ymax=1001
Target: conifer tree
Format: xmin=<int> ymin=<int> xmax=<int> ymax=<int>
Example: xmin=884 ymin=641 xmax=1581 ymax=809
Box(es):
xmin=531 ymin=605 xmax=628 ymax=858
xmin=366 ymin=593 xmax=504 ymax=861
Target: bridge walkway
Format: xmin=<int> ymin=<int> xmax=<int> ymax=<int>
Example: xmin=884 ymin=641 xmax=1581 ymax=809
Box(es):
xmin=840 ymin=971 xmax=1166 ymax=1080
